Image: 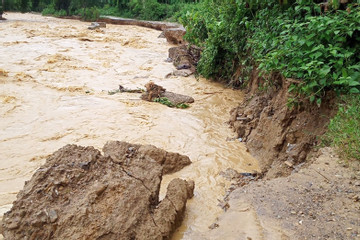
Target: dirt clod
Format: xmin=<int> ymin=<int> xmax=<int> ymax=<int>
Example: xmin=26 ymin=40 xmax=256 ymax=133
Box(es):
xmin=141 ymin=81 xmax=194 ymax=105
xmin=2 ymin=141 xmax=193 ymax=240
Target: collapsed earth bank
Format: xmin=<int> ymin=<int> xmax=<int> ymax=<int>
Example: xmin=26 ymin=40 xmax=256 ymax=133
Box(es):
xmin=229 ymin=71 xmax=336 ymax=178
xmin=1 ymin=141 xmax=194 ymax=240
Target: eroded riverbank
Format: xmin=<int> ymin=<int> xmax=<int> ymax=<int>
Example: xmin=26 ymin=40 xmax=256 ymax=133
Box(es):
xmin=0 ymin=13 xmax=259 ymax=238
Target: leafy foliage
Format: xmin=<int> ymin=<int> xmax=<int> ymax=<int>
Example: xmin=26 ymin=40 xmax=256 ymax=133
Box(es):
xmin=153 ymin=97 xmax=190 ymax=108
xmin=182 ymin=0 xmax=360 ymax=102
xmin=82 ymin=6 xmax=99 ymax=21
xmin=2 ymin=0 xmax=199 ymax=22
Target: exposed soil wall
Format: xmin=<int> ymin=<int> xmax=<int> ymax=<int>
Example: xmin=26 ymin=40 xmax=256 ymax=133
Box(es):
xmin=229 ymin=69 xmax=337 ymax=178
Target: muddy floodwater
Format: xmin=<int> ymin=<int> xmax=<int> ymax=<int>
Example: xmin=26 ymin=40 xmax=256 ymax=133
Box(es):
xmin=0 ymin=13 xmax=259 ymax=238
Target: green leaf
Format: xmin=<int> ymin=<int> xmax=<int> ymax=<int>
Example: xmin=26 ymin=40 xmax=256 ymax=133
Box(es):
xmin=319 ymin=66 xmax=331 ymax=76
xmin=349 ymin=80 xmax=360 ymax=87
xmin=288 ymin=84 xmax=297 ymax=92
xmin=342 ymin=68 xmax=348 ymax=78
xmin=316 ymin=98 xmax=322 ymax=106
xmin=349 ymin=65 xmax=360 ymax=70
xmin=310 ymin=95 xmax=315 ymax=102
xmin=350 ymin=88 xmax=360 ymax=94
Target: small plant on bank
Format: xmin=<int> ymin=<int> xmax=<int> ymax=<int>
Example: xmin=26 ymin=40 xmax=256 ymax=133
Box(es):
xmin=82 ymin=7 xmax=99 ymax=21
xmin=42 ymin=4 xmax=56 ymax=16
xmin=153 ymin=97 xmax=189 ymax=109
xmin=323 ymin=94 xmax=360 ymax=161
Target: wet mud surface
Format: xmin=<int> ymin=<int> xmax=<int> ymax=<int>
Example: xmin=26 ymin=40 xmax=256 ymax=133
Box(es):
xmin=0 ymin=13 xmax=258 ymax=238
xmin=195 ymin=148 xmax=360 ymax=240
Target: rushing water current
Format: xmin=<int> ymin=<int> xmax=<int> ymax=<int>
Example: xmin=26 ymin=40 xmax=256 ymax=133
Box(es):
xmin=0 ymin=13 xmax=259 ymax=239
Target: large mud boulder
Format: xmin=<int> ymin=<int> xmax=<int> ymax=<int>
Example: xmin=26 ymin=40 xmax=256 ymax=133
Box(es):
xmin=167 ymin=45 xmax=201 ymax=77
xmin=2 ymin=141 xmax=194 ymax=240
xmin=140 ymin=82 xmax=194 ymax=105
xmin=164 ymin=27 xmax=186 ymax=45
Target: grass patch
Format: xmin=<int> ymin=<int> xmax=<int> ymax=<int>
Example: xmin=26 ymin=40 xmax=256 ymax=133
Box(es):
xmin=153 ymin=97 xmax=189 ymax=109
xmin=324 ymin=94 xmax=360 ymax=161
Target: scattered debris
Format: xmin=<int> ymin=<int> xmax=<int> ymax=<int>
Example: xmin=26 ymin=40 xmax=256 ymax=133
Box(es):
xmin=141 ymin=81 xmax=194 ymax=107
xmin=119 ymin=85 xmax=145 ymax=93
xmin=209 ymin=223 xmax=219 ymax=230
xmin=88 ymin=22 xmax=106 ymax=30
xmin=165 ymin=69 xmax=194 ymax=78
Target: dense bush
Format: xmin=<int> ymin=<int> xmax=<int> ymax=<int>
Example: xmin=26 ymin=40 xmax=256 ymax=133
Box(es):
xmin=42 ymin=4 xmax=56 ymax=15
xmin=182 ymin=0 xmax=360 ymax=103
xmin=5 ymin=0 xmax=198 ymax=21
xmin=82 ymin=6 xmax=99 ymax=21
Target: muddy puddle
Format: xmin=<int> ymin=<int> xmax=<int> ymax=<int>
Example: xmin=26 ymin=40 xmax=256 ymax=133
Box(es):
xmin=0 ymin=13 xmax=259 ymax=239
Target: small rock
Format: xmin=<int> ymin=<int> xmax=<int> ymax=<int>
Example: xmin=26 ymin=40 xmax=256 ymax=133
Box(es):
xmin=88 ymin=22 xmax=106 ymax=30
xmin=97 ymin=22 xmax=106 ymax=28
xmin=94 ymin=184 xmax=107 ymax=196
xmin=164 ymin=27 xmax=186 ymax=44
xmin=48 ymin=209 xmax=58 ymax=223
xmin=176 ymin=64 xmax=191 ymax=70
xmin=158 ymin=31 xmax=165 ymax=38
xmin=88 ymin=22 xmax=99 ymax=30
xmin=285 ymin=161 xmax=294 ymax=168
xmin=236 ymin=117 xmax=250 ymax=122
xmin=217 ymin=200 xmax=230 ymax=211
xmin=208 ymin=223 xmax=219 ymax=229
xmin=286 ymin=143 xmax=296 ymax=153
xmin=6 ymin=217 xmax=21 ymax=230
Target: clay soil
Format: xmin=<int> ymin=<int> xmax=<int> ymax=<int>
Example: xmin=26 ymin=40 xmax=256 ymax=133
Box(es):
xmin=229 ymin=71 xmax=337 ymax=178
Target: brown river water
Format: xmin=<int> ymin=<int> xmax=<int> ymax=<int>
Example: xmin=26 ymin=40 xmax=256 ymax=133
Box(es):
xmin=0 ymin=13 xmax=259 ymax=239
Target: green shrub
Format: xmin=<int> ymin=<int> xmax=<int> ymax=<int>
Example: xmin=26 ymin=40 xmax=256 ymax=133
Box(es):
xmin=42 ymin=4 xmax=56 ymax=16
xmin=250 ymin=3 xmax=360 ymax=104
xmin=183 ymin=0 xmax=360 ymax=101
xmin=82 ymin=7 xmax=99 ymax=21
xmin=153 ymin=97 xmax=190 ymax=109
xmin=324 ymin=94 xmax=360 ymax=161
xmin=55 ymin=9 xmax=68 ymax=17
xmin=99 ymin=4 xmax=121 ymax=16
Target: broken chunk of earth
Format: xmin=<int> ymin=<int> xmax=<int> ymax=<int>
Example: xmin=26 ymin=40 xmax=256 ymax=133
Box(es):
xmin=1 ymin=141 xmax=194 ymax=240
